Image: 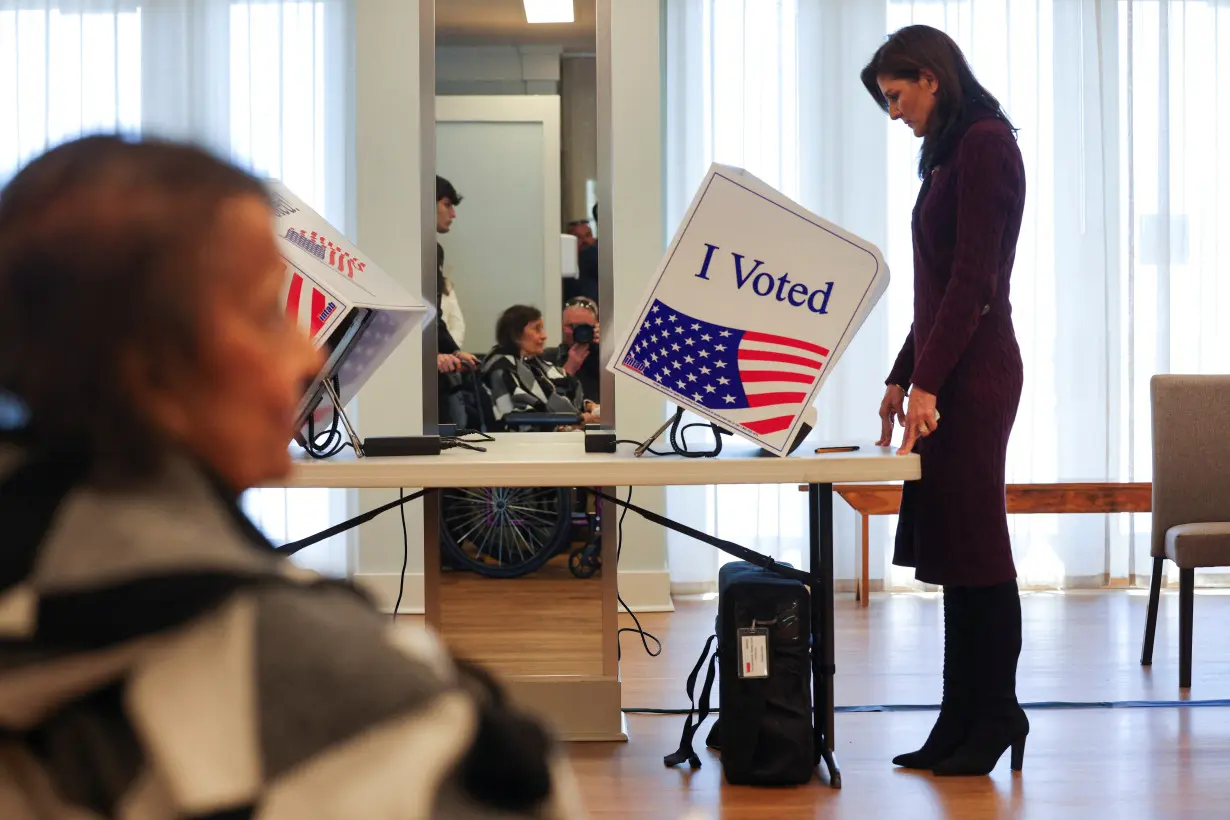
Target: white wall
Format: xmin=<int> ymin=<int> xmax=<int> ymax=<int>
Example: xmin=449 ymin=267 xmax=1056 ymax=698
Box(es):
xmin=609 ymin=0 xmax=671 ymax=612
xmin=436 ymin=95 xmax=562 ymax=352
xmin=437 ymin=45 xmax=561 ymax=95
xmin=350 ymin=0 xmax=429 ymax=612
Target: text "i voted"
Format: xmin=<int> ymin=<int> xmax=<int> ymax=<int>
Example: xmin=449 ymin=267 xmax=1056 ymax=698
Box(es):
xmin=694 ymin=243 xmax=834 ymax=314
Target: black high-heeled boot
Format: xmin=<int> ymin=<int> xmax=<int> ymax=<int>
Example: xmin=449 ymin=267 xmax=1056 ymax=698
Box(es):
xmin=892 ymin=586 xmax=972 ymax=769
xmin=932 ymin=580 xmax=1028 ymax=776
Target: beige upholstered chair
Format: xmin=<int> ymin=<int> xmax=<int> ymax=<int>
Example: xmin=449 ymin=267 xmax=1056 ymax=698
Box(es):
xmin=1140 ymin=374 xmax=1230 ymax=688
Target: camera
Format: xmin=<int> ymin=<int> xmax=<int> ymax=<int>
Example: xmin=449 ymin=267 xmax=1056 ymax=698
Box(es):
xmin=572 ymin=323 xmax=595 ymax=345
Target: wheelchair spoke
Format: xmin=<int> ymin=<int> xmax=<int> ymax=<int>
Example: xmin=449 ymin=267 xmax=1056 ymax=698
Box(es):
xmin=443 ymin=504 xmax=487 ymax=527
xmin=504 ymin=525 xmax=528 ymax=561
xmin=440 ymin=485 xmax=575 ymax=577
xmin=474 ymin=519 xmax=501 ymax=562
xmin=450 ymin=516 xmax=489 ymax=549
xmin=504 ymin=504 xmax=560 ymax=527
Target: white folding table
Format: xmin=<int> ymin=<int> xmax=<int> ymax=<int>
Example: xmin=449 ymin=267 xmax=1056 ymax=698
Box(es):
xmin=281 ymin=433 xmax=919 ymax=787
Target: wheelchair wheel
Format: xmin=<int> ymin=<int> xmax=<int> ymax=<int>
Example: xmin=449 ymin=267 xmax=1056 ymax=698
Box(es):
xmin=568 ymin=545 xmax=601 ymax=579
xmin=439 ymin=487 xmax=573 ymax=578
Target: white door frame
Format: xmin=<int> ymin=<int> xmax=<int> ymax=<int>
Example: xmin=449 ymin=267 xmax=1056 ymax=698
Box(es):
xmin=435 ymin=95 xmax=563 ymax=340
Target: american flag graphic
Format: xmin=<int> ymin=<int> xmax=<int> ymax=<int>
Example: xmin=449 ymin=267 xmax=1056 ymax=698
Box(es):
xmin=283 ymin=266 xmax=339 ymax=344
xmin=621 ymin=299 xmax=829 ymax=437
xmin=284 ymin=228 xmax=368 ymax=279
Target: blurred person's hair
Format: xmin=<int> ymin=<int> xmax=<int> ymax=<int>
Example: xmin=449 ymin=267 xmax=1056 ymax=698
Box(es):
xmin=0 ymin=134 xmax=270 ymax=478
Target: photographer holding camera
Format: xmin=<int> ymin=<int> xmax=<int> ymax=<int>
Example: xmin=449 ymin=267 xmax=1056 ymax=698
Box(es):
xmin=550 ymin=298 xmax=602 ymax=413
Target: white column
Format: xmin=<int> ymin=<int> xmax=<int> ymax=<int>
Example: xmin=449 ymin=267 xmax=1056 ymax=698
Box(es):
xmin=608 ymin=0 xmax=672 ymax=612
xmin=349 ymin=0 xmax=430 ymax=611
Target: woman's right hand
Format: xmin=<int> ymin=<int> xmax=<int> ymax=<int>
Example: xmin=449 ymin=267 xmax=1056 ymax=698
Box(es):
xmin=437 ymin=353 xmax=461 ymax=373
xmin=876 ymin=384 xmax=907 ymax=447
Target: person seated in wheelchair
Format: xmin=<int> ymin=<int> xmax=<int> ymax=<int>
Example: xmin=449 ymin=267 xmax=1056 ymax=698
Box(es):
xmin=482 ymin=304 xmax=600 ymax=431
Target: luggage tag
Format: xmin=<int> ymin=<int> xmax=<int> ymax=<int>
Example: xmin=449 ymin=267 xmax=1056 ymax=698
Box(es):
xmin=737 ymin=626 xmax=770 ymax=679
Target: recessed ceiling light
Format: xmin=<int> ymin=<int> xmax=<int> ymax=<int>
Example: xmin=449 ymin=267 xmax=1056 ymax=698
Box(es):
xmin=523 ymin=0 xmax=574 ymax=24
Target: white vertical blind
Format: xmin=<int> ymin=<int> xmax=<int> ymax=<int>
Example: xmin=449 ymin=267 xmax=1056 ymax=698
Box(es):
xmin=0 ymin=0 xmax=354 ymax=577
xmin=663 ymin=0 xmax=1229 ymax=591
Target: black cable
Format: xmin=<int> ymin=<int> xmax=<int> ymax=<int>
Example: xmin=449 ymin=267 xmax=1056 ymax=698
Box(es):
xmin=615 ymin=439 xmax=673 ymax=456
xmin=303 ymin=376 xmax=350 ymax=459
xmin=276 ymin=488 xmax=432 ymax=556
xmin=621 ymin=698 xmax=1230 ymax=715
xmin=441 ymin=438 xmax=486 ymax=453
xmin=677 ymin=422 xmax=715 ymax=453
xmin=667 ymin=409 xmax=728 ymax=458
xmin=453 ymin=428 xmax=495 ymax=443
xmin=614 ymin=408 xmax=730 ymax=459
xmin=393 ymin=487 xmax=408 ymax=619
xmin=614 ymin=485 xmax=662 ymax=660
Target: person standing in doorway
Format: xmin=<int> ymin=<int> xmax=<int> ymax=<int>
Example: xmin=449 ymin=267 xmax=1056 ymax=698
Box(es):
xmin=564 ymin=204 xmax=599 ymax=305
xmin=436 ymin=175 xmax=477 ymax=427
xmin=863 ymin=24 xmax=1028 ymax=777
xmin=436 ymin=175 xmax=470 ymax=353
xmin=565 ymin=219 xmax=595 ymax=252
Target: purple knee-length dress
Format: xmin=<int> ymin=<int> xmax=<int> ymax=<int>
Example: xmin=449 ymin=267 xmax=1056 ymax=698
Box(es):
xmin=888 ymin=113 xmax=1026 ymax=588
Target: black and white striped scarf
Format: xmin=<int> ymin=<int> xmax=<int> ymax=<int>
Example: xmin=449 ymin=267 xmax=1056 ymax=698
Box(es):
xmin=0 ymin=441 xmax=585 ymax=819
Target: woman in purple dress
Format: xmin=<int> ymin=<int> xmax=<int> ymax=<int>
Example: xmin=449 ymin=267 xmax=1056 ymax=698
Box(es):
xmin=862 ymin=25 xmax=1028 ymax=776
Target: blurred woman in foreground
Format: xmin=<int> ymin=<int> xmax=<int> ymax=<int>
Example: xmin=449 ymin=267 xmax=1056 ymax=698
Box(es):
xmin=0 ymin=135 xmax=583 ymax=818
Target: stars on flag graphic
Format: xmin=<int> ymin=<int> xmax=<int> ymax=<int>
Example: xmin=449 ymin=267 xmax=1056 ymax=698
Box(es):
xmin=620 ymin=299 xmax=829 ymax=437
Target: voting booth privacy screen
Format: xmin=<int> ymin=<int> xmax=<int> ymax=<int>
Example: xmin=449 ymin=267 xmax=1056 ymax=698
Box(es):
xmin=608 ymin=164 xmax=889 ymax=456
xmin=267 ymin=181 xmax=430 ymax=435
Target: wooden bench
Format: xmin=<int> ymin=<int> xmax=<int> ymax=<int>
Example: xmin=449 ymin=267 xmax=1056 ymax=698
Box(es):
xmin=805 ymin=482 xmax=1152 ymax=606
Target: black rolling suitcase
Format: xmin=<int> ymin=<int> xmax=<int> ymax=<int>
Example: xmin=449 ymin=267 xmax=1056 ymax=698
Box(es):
xmin=665 ymin=560 xmax=815 ymax=785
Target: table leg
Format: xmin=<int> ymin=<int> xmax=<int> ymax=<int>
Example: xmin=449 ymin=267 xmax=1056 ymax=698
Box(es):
xmin=808 ymin=482 xmax=840 ymax=788
xmin=861 ymin=512 xmax=870 ymax=608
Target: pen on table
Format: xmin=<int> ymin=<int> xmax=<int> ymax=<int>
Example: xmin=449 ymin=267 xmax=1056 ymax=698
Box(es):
xmin=814 ymin=445 xmax=861 ymax=455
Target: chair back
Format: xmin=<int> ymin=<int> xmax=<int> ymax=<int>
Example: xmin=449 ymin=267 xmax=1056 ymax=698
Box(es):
xmin=1150 ymin=374 xmax=1230 ymax=557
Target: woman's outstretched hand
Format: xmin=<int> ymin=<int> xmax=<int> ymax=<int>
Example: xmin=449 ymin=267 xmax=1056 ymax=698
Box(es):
xmin=877 ymin=384 xmax=907 ymax=447
xmin=898 ymin=387 xmax=940 ymax=455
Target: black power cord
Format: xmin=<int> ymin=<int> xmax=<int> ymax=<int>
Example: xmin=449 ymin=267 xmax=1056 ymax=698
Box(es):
xmin=616 ymin=407 xmax=731 ymax=459
xmin=615 ymin=439 xmax=671 ymax=456
xmin=302 ymin=376 xmax=352 ymax=459
xmin=394 ymin=487 xmax=408 ymax=619
xmin=614 ymin=485 xmax=662 ymax=661
xmin=622 ymin=698 xmax=1230 ymax=715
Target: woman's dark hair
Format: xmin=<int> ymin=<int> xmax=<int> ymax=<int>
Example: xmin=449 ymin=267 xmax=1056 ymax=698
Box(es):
xmin=0 ymin=134 xmax=270 ymax=475
xmin=494 ymin=305 xmax=543 ymax=354
xmin=861 ymin=24 xmax=1015 ymax=177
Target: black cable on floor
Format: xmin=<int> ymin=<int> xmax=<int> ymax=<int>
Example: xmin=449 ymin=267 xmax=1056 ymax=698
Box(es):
xmin=614 ymin=485 xmax=662 ymax=661
xmin=621 ymin=698 xmax=1230 ymax=715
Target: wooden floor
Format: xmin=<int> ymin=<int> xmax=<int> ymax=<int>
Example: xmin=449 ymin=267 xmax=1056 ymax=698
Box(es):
xmin=438 ymin=562 xmax=605 ymax=677
xmin=416 ymin=584 xmax=1230 ymax=818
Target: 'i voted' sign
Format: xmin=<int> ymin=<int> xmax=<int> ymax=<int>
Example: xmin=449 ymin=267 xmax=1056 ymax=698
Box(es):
xmin=608 ymin=163 xmax=889 ymax=456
